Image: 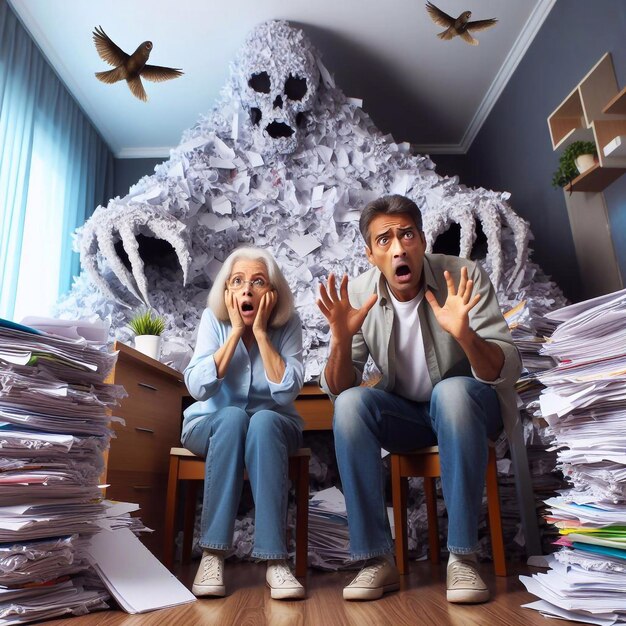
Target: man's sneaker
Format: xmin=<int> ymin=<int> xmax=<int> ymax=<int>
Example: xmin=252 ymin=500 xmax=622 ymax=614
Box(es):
xmin=266 ymin=561 xmax=305 ymax=600
xmin=192 ymin=550 xmax=225 ymax=597
xmin=446 ymin=559 xmax=490 ymax=603
xmin=343 ymin=558 xmax=400 ymax=601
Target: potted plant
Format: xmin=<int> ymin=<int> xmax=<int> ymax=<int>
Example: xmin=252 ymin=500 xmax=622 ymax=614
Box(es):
xmin=551 ymin=140 xmax=598 ymax=189
xmin=127 ymin=309 xmax=166 ymax=360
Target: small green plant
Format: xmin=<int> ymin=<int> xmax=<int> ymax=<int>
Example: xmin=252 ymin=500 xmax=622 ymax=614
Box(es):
xmin=127 ymin=310 xmax=166 ymax=336
xmin=551 ymin=140 xmax=597 ymax=189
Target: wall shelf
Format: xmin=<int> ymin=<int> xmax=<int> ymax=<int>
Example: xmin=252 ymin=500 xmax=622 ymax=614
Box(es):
xmin=548 ymin=52 xmax=626 ymax=192
xmin=565 ymin=163 xmax=624 ymax=193
xmin=603 ymin=86 xmax=626 ymax=115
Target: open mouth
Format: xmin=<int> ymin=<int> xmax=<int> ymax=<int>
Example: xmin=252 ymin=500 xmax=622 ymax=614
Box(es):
xmin=266 ymin=121 xmax=294 ymax=138
xmin=241 ymin=302 xmax=254 ymax=313
xmin=394 ymin=264 xmax=412 ymax=283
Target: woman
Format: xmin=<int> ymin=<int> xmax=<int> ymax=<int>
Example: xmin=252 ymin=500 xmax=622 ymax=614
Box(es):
xmin=182 ymin=247 xmax=305 ymax=600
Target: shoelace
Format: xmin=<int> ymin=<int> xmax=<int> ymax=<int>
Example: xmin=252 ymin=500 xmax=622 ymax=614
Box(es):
xmin=351 ymin=562 xmax=383 ymax=585
xmin=272 ymin=562 xmax=298 ymax=586
xmin=449 ymin=561 xmax=478 ymax=586
xmin=200 ymin=555 xmax=223 ymax=583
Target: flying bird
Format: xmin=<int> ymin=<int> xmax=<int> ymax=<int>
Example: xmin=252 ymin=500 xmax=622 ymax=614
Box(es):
xmin=425 ymin=2 xmax=497 ymax=45
xmin=93 ymin=26 xmax=183 ymax=102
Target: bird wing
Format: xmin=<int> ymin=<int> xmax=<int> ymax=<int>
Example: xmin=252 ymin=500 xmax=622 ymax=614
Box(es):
xmin=93 ymin=26 xmax=128 ymax=67
xmin=127 ymin=76 xmax=148 ymax=101
xmin=141 ymin=64 xmax=184 ymax=83
xmin=460 ymin=30 xmax=479 ymax=45
xmin=95 ymin=67 xmax=126 ymax=84
xmin=425 ymin=1 xmax=455 ymax=27
xmin=467 ymin=18 xmax=498 ymax=32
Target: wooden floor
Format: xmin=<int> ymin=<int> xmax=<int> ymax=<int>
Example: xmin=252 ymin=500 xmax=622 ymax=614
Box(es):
xmin=39 ymin=560 xmax=574 ymax=626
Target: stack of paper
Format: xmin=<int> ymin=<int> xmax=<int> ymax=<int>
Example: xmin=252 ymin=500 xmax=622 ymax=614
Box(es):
xmin=308 ymin=487 xmax=352 ymax=570
xmin=520 ymin=289 xmax=626 ymax=624
xmin=0 ymin=319 xmax=123 ymax=623
xmin=484 ymin=300 xmax=563 ymax=558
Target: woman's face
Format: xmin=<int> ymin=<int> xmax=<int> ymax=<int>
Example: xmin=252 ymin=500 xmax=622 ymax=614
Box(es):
xmin=227 ymin=259 xmax=272 ymax=326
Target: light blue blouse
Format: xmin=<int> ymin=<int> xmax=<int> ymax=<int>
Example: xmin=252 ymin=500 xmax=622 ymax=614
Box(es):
xmin=182 ymin=308 xmax=304 ymax=440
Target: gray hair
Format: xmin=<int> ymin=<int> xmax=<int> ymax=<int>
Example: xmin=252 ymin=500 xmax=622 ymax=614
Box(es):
xmin=207 ymin=247 xmax=294 ymax=328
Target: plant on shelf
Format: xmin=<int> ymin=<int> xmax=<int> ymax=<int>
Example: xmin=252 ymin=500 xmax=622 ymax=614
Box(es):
xmin=127 ymin=309 xmax=166 ymax=360
xmin=551 ymin=140 xmax=598 ymax=189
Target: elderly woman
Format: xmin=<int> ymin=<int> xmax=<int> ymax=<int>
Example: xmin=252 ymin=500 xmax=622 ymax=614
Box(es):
xmin=182 ymin=247 xmax=305 ymax=600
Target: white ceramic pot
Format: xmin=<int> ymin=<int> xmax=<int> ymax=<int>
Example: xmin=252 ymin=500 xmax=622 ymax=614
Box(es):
xmin=134 ymin=335 xmax=162 ymax=360
xmin=575 ymin=153 xmax=596 ymax=174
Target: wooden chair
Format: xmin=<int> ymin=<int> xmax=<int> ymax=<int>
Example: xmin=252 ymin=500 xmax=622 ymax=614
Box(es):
xmin=164 ymin=447 xmax=310 ymax=577
xmin=391 ymin=443 xmax=506 ymax=576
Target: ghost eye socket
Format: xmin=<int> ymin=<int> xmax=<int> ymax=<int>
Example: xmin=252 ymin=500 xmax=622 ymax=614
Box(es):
xmin=284 ymin=74 xmax=307 ymax=101
xmin=249 ymin=71 xmax=271 ymax=93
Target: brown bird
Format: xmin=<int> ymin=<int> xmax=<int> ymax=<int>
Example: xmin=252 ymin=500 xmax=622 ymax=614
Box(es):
xmin=93 ymin=26 xmax=183 ymax=102
xmin=425 ymin=2 xmax=497 ymax=45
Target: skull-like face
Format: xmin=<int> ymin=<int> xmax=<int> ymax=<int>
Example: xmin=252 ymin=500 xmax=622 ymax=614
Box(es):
xmin=237 ymin=21 xmax=320 ymax=156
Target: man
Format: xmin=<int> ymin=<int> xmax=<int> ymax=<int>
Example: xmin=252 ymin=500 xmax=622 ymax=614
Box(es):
xmin=317 ymin=194 xmax=521 ymax=603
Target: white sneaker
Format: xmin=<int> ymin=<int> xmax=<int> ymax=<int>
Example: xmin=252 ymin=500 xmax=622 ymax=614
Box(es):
xmin=446 ymin=559 xmax=490 ymax=603
xmin=266 ymin=560 xmax=305 ymax=600
xmin=343 ymin=558 xmax=400 ymax=601
xmin=192 ymin=550 xmax=225 ymax=597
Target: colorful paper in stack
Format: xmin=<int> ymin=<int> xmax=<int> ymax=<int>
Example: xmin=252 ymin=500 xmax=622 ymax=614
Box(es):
xmin=520 ymin=289 xmax=626 ymax=624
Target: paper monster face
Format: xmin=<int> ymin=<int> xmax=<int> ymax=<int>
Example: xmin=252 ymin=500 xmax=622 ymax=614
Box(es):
xmin=237 ymin=21 xmax=320 ymax=156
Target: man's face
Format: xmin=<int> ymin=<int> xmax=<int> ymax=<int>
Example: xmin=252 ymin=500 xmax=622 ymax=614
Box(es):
xmin=365 ymin=213 xmax=426 ymax=302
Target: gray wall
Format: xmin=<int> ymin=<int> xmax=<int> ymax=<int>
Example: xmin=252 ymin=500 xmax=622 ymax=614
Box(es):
xmin=113 ymin=158 xmax=163 ymax=199
xmin=605 ymin=175 xmax=626 ymax=282
xmin=460 ymin=0 xmax=626 ymax=302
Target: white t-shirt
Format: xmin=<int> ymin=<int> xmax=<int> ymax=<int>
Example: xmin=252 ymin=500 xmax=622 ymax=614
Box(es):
xmin=388 ymin=288 xmax=433 ymax=403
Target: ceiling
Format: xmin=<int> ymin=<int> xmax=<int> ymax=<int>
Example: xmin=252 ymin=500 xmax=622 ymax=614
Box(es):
xmin=9 ymin=0 xmax=555 ymax=158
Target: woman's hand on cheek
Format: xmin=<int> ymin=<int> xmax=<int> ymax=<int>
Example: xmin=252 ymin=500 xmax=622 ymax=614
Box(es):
xmin=253 ymin=290 xmax=276 ymax=337
xmin=225 ymin=289 xmax=245 ymax=335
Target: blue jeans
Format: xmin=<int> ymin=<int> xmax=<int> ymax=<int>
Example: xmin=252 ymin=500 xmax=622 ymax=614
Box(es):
xmin=333 ymin=377 xmax=502 ymax=560
xmin=181 ymin=406 xmax=302 ymax=560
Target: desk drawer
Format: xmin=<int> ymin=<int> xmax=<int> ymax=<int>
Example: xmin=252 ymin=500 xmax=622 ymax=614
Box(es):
xmin=108 ymin=420 xmax=177 ymax=474
xmin=115 ymin=380 xmax=183 ymax=424
xmin=106 ymin=469 xmax=168 ymax=560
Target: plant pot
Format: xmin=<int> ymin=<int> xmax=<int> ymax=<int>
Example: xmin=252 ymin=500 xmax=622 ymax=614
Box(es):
xmin=134 ymin=335 xmax=162 ymax=360
xmin=575 ymin=153 xmax=596 ymax=174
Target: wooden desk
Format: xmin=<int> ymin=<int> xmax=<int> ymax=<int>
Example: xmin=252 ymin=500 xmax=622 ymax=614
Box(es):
xmin=296 ymin=384 xmax=333 ymax=430
xmin=104 ymin=342 xmax=187 ymax=559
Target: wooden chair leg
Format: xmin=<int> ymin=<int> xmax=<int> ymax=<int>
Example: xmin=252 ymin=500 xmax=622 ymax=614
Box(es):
xmin=182 ymin=481 xmax=198 ymax=565
xmin=486 ymin=447 xmax=507 ymax=577
xmin=294 ymin=455 xmax=309 ymax=578
xmin=424 ymin=477 xmax=440 ymax=565
xmin=163 ymin=455 xmax=180 ymax=569
xmin=391 ymin=456 xmax=409 ymax=575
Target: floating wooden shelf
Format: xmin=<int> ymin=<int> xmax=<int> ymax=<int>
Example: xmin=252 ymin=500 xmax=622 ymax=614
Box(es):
xmin=603 ymin=85 xmax=626 ymax=115
xmin=548 ymin=52 xmax=626 ymax=192
xmin=564 ymin=163 xmax=624 ymax=193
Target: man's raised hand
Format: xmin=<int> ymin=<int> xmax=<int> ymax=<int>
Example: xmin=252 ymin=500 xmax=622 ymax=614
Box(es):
xmin=317 ymin=273 xmax=377 ymax=339
xmin=425 ymin=266 xmax=481 ymax=341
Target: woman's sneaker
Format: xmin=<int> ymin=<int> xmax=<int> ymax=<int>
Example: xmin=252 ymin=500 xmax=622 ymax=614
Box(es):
xmin=192 ymin=550 xmax=225 ymax=597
